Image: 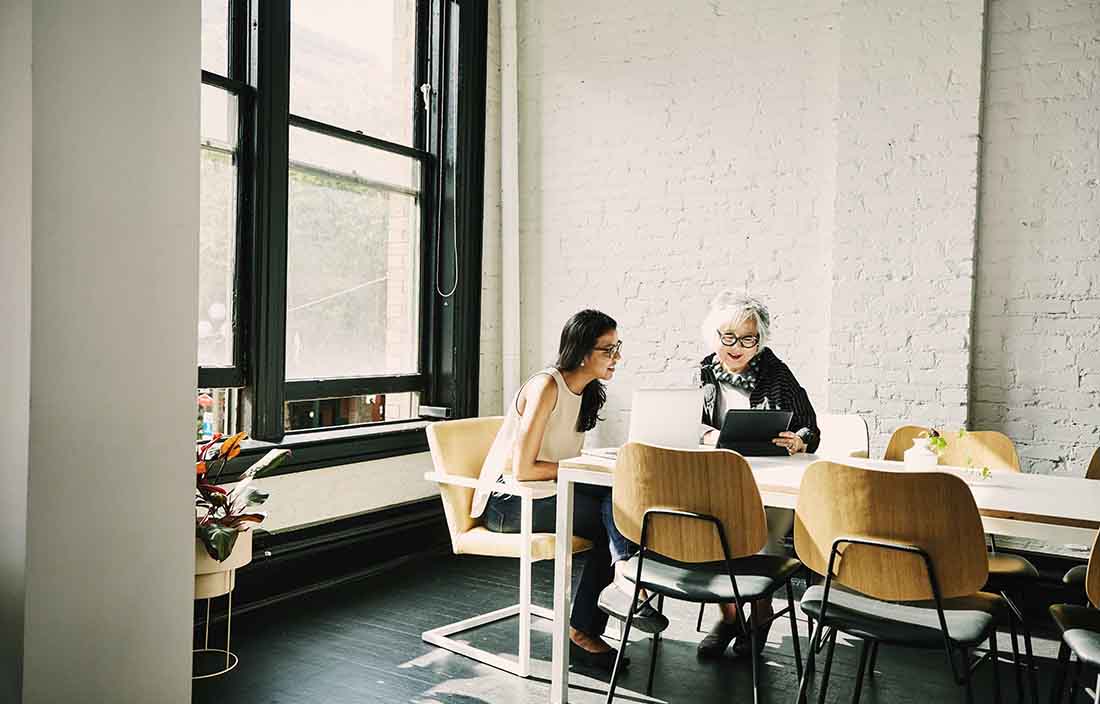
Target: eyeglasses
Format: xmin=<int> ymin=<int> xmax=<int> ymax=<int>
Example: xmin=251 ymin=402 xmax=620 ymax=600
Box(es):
xmin=716 ymin=330 xmax=760 ymax=349
xmin=593 ymin=340 xmax=623 ymax=358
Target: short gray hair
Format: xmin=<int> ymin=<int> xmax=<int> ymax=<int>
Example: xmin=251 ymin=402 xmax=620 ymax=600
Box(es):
xmin=701 ymin=292 xmax=771 ymax=347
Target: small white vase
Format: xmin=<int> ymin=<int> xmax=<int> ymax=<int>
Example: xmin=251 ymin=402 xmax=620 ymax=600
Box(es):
xmin=903 ymin=438 xmax=939 ymax=470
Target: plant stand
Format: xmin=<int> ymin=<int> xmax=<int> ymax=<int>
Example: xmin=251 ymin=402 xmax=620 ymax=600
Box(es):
xmin=193 ymin=529 xmax=252 ymax=680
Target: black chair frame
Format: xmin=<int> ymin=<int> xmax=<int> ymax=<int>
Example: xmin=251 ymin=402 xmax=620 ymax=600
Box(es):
xmin=795 ymin=535 xmax=1006 ymax=704
xmin=605 ymin=508 xmax=803 ymax=704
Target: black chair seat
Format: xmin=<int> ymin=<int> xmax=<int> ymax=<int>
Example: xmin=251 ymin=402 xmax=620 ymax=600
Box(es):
xmin=1051 ymin=603 xmax=1100 ymax=668
xmin=801 ymin=585 xmax=1005 ymax=648
xmin=622 ymin=553 xmax=801 ymax=603
xmin=986 ymin=553 xmax=1039 ymax=581
xmin=1063 ymin=564 xmax=1088 ymax=587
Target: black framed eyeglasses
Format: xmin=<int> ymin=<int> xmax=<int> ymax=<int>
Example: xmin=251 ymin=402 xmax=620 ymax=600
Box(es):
xmin=716 ymin=330 xmax=760 ymax=349
xmin=594 ymin=340 xmax=623 ymax=358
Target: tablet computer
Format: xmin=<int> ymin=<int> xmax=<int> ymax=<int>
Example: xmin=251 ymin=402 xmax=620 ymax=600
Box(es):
xmin=716 ymin=409 xmax=794 ymax=456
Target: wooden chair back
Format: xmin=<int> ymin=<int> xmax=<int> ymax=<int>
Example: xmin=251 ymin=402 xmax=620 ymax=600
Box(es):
xmin=816 ymin=413 xmax=870 ymax=458
xmin=1086 ymin=530 xmax=1100 ymax=608
xmin=426 ymin=417 xmax=505 ymax=543
xmin=1086 ymin=448 xmax=1100 ymax=481
xmin=613 ymin=443 xmax=767 ymax=563
xmin=938 ymin=431 xmax=1020 ymax=473
xmin=795 ymin=460 xmax=989 ymax=601
xmin=884 ymin=425 xmax=930 ymax=462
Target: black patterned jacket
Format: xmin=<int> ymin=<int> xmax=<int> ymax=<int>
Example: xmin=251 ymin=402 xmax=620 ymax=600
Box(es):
xmin=698 ymin=348 xmax=821 ymax=453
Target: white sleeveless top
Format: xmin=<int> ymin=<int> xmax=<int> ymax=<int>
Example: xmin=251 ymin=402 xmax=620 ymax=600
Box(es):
xmin=470 ymin=368 xmax=585 ymax=518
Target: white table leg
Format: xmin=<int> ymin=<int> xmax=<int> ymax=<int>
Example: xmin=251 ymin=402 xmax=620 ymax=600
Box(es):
xmin=550 ymin=475 xmax=575 ymax=703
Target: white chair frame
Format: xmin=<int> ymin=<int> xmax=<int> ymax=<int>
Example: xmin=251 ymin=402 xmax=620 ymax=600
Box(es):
xmin=421 ymin=471 xmax=560 ymax=678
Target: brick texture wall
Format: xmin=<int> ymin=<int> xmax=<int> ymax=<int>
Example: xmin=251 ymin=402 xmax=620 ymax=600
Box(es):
xmin=828 ymin=0 xmax=986 ymax=454
xmin=476 ymin=0 xmax=1100 ymax=471
xmin=479 ymin=0 xmax=504 ymax=415
xmin=973 ymin=0 xmax=1100 ymax=474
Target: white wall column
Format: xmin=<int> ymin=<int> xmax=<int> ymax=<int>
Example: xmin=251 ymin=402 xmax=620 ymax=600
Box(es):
xmin=22 ymin=2 xmax=200 ymax=702
xmin=0 ymin=0 xmax=32 ymax=699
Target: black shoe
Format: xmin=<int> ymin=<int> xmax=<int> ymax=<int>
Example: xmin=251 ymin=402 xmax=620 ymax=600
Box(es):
xmin=731 ymin=606 xmax=773 ymax=658
xmin=598 ymin=585 xmax=670 ymax=635
xmin=569 ymin=640 xmax=630 ymax=673
xmin=697 ymin=619 xmax=740 ymax=659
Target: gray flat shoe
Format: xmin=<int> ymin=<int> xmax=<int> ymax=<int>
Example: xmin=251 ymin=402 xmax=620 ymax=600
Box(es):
xmin=597 ymin=585 xmax=670 ymax=635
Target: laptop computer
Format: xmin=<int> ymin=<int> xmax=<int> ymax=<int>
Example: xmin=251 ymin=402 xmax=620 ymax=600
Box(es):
xmin=716 ymin=408 xmax=794 ymax=456
xmin=586 ymin=388 xmax=702 ymax=460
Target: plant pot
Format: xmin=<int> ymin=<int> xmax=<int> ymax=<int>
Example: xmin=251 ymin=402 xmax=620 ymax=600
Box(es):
xmin=194 ymin=529 xmax=253 ymax=599
xmin=903 ymin=438 xmax=939 ymax=470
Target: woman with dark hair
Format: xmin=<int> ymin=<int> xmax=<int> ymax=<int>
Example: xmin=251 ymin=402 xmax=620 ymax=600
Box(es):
xmin=472 ymin=309 xmax=626 ymax=671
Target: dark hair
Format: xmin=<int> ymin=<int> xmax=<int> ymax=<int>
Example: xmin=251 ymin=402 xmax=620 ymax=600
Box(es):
xmin=555 ymin=309 xmax=617 ymax=432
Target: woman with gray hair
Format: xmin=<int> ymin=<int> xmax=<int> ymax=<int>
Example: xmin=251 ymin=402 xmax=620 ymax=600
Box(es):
xmin=695 ymin=291 xmax=820 ymax=660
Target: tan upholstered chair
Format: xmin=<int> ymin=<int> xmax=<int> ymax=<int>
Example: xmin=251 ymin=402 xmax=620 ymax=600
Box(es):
xmin=794 ymin=461 xmax=1014 ymax=704
xmin=815 ymin=413 xmax=870 ymax=459
xmin=421 ymin=417 xmax=591 ymax=677
xmin=606 ymin=443 xmax=803 ymax=703
xmin=1050 ymin=530 xmax=1100 ymax=704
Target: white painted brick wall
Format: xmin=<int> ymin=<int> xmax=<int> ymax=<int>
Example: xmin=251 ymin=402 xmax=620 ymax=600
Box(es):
xmin=474 ymin=0 xmax=1098 ymax=472
xmin=479 ymin=0 xmax=504 ymax=416
xmin=512 ymin=0 xmax=838 ymax=446
xmin=827 ymin=0 xmax=986 ymax=457
xmin=973 ymin=0 xmax=1100 ymax=474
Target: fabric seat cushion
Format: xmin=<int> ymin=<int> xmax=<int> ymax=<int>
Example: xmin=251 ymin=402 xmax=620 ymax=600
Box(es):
xmin=1063 ymin=564 xmax=1088 ymax=587
xmin=454 ymin=526 xmax=590 ymax=561
xmin=621 ymin=553 xmax=801 ymax=603
xmin=1051 ymin=604 xmax=1100 ymax=668
xmin=801 ymin=585 xmax=1004 ymax=648
xmin=986 ymin=553 xmax=1039 ymax=580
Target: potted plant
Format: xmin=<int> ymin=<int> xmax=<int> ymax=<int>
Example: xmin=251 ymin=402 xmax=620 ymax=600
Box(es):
xmin=194 ymin=433 xmax=290 ymax=598
xmin=910 ymin=428 xmax=992 ymax=480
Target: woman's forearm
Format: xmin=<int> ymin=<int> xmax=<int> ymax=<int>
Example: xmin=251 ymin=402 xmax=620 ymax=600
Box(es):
xmin=514 ymin=460 xmax=559 ymax=482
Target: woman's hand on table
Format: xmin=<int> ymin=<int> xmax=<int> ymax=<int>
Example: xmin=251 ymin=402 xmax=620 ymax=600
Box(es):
xmin=702 ymin=429 xmax=719 ymax=446
xmin=773 ymin=431 xmax=806 ymax=454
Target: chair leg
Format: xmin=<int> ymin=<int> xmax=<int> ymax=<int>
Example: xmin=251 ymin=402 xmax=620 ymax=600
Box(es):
xmin=696 ymin=602 xmax=706 ymax=633
xmin=991 ymin=629 xmax=1003 ymax=704
xmin=1093 ymin=672 xmax=1099 ymax=704
xmin=1009 ymin=615 xmax=1025 ymax=703
xmin=605 ymin=579 xmax=642 ymax=704
xmin=962 ymin=648 xmax=976 ymax=704
xmin=796 ymin=617 xmax=826 ymax=704
xmin=1051 ymin=642 xmax=1071 ymax=704
xmin=851 ymin=639 xmax=872 ymax=704
xmin=518 ymin=495 xmax=533 ymax=677
xmin=645 ymin=595 xmax=663 ymax=696
xmin=867 ymin=641 xmax=878 ymax=678
xmin=750 ymin=618 xmax=761 ymax=704
xmin=1069 ymin=657 xmax=1085 ymax=703
xmin=787 ymin=581 xmax=803 ymax=680
xmin=816 ymin=629 xmax=838 ymax=704
xmin=1004 ymin=589 xmax=1040 ymax=704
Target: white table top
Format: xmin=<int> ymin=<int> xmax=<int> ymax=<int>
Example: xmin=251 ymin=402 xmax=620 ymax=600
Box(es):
xmin=559 ymin=450 xmax=1100 ymax=551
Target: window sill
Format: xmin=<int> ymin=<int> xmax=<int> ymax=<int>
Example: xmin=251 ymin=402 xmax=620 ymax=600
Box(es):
xmin=211 ymin=420 xmax=430 ymax=483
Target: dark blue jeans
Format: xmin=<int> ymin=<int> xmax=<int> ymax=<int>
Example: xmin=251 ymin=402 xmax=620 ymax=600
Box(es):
xmin=484 ymin=484 xmax=613 ymax=637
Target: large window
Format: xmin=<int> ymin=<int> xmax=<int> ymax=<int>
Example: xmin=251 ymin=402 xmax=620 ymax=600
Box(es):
xmin=198 ymin=0 xmax=487 ymax=473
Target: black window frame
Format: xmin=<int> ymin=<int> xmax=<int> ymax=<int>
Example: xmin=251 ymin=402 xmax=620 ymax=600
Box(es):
xmin=198 ymin=0 xmax=486 ymax=481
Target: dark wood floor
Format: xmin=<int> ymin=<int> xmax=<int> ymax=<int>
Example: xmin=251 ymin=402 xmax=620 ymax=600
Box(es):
xmin=193 ymin=553 xmax=1073 ymax=703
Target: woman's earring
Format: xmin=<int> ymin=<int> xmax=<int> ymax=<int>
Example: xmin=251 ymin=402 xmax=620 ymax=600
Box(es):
xmin=581 ymin=361 xmax=585 ymax=367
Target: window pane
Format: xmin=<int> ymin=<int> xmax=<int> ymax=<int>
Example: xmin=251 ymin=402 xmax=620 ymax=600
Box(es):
xmin=290 ymin=0 xmax=416 ymax=145
xmin=286 ymin=128 xmax=421 ymax=380
xmin=198 ymin=86 xmax=238 ymax=367
xmin=197 ymin=388 xmax=240 ymax=441
xmin=201 ymin=0 xmax=229 ymax=76
xmin=285 ymin=392 xmax=419 ymax=431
